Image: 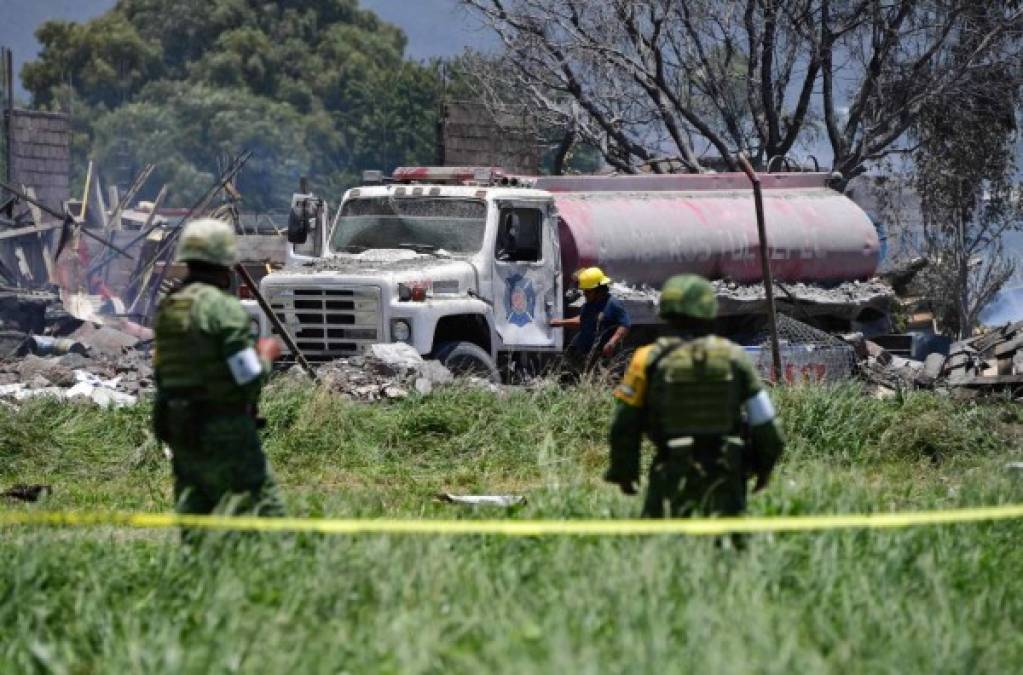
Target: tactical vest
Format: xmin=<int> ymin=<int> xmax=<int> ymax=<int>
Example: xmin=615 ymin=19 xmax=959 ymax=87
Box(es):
xmin=645 ymin=336 xmax=742 ymax=442
xmin=154 ymin=282 xmax=244 ymax=403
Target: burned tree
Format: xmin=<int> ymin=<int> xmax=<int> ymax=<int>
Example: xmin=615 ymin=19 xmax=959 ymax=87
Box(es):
xmin=462 ymin=0 xmax=1023 ymax=182
xmin=911 ymin=6 xmax=1023 ymax=338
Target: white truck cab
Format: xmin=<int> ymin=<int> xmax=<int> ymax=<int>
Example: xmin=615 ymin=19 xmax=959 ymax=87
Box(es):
xmin=256 ymin=167 xmax=565 ymax=379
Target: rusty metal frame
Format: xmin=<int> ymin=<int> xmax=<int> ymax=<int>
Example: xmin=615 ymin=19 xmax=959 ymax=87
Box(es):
xmin=738 ymin=154 xmax=783 ymax=383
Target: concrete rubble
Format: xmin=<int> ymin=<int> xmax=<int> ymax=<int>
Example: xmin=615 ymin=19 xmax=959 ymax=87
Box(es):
xmin=851 ymin=320 xmax=1023 ymax=398
xmin=0 ymin=153 xmax=285 ymax=408
xmin=612 ymin=278 xmax=895 ymax=328
xmin=0 ymin=288 xmax=153 ymax=407
xmin=310 ymin=342 xmax=457 ymax=400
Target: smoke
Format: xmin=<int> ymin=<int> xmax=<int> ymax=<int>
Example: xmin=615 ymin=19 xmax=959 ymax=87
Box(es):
xmin=980 ymin=286 xmax=1023 ymax=326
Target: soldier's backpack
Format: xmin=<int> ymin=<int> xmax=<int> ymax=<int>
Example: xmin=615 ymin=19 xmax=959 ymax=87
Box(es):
xmin=645 ymin=336 xmax=742 ymax=439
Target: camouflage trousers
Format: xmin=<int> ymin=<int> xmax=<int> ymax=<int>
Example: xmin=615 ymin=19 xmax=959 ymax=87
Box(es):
xmin=641 ymin=436 xmax=748 ymax=518
xmin=168 ymin=414 xmax=284 ymax=544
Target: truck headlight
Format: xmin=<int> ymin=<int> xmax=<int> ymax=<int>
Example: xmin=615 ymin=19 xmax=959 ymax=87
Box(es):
xmin=391 ymin=319 xmax=412 ymax=343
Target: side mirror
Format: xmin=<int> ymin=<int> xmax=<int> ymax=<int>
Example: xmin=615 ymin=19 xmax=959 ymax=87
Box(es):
xmin=288 ymin=202 xmax=308 ymax=244
xmin=288 ymin=199 xmax=320 ymax=244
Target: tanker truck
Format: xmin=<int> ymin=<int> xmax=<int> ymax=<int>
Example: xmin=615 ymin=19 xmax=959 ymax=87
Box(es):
xmin=255 ymin=166 xmax=882 ymax=380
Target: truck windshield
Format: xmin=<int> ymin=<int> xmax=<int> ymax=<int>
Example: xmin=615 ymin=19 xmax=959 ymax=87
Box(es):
xmin=331 ymin=197 xmax=487 ymax=254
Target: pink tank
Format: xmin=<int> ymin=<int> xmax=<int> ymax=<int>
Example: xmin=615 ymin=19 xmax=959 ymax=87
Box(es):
xmin=536 ymin=172 xmax=880 ymax=285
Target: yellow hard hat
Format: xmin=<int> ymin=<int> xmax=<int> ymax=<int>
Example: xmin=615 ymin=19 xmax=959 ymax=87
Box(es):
xmin=577 ymin=266 xmax=611 ymax=290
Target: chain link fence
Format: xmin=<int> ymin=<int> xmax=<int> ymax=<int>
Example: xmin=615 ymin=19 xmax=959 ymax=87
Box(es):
xmin=747 ymin=313 xmax=856 ymax=384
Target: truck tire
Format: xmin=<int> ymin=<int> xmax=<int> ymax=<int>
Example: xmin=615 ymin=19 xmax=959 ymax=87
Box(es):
xmin=434 ymin=341 xmax=500 ymax=383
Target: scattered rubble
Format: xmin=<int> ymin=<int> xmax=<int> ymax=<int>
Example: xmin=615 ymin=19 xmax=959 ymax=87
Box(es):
xmin=312 ymin=343 xmax=456 ymax=400
xmin=853 ymin=320 xmax=1023 ymax=398
xmin=0 ymin=364 xmax=144 ymax=407
xmin=0 ymin=286 xmax=153 ymax=407
xmin=1 ymin=484 xmax=52 ymax=502
xmin=612 ymin=278 xmax=895 ymax=328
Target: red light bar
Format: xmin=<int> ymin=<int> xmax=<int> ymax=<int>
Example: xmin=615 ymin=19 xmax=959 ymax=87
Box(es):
xmin=391 ymin=166 xmax=504 ymax=185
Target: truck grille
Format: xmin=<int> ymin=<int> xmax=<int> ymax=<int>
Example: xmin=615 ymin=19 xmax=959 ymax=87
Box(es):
xmin=267 ymin=286 xmax=381 ymax=360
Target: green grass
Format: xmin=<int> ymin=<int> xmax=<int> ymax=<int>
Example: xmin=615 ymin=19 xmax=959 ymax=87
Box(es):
xmin=2 ymin=381 xmax=1023 ymax=673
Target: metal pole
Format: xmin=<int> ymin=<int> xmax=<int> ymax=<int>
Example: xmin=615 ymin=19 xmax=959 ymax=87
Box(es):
xmin=4 ymin=47 xmax=14 ymax=186
xmin=233 ymin=262 xmax=317 ymax=381
xmin=737 ymin=154 xmax=783 ymax=383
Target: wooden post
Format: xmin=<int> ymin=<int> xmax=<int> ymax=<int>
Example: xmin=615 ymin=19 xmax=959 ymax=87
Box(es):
xmin=737 ymin=154 xmax=783 ymax=383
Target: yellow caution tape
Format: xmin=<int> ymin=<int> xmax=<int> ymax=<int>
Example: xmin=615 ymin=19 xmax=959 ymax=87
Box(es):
xmin=1 ymin=503 xmax=1023 ymax=536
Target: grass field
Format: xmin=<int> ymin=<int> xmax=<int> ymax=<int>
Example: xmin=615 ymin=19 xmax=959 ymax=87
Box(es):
xmin=2 ymin=381 xmax=1023 ymax=673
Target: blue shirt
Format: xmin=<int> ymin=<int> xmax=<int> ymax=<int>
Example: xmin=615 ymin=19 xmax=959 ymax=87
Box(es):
xmin=570 ymin=295 xmax=631 ymax=354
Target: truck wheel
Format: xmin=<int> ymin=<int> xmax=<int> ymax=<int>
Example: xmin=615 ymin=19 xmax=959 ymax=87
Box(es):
xmin=434 ymin=341 xmax=500 ymax=383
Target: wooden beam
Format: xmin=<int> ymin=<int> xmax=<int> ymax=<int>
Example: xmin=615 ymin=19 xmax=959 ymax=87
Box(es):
xmin=23 ymin=185 xmax=56 ymax=283
xmin=0 ymin=221 xmax=63 ymax=241
xmin=0 ymin=182 xmax=132 ymax=259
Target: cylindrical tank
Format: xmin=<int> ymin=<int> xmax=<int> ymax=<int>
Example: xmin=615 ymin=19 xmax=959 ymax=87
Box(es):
xmin=539 ymin=173 xmax=880 ymax=285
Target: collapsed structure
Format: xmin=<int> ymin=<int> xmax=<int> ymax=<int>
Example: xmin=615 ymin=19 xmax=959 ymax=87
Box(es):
xmin=858 ymin=320 xmax=1023 ymax=398
xmin=0 ymin=141 xmax=280 ymax=405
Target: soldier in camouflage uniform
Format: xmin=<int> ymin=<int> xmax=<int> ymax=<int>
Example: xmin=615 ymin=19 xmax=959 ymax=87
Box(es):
xmin=153 ymin=218 xmax=284 ymax=537
xmin=606 ymin=274 xmax=785 ymax=519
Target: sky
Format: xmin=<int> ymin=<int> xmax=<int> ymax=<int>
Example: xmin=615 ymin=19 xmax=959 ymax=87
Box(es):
xmin=0 ymin=0 xmax=496 ymax=100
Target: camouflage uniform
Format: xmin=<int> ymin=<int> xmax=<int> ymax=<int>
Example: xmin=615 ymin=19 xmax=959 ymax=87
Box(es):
xmin=606 ymin=275 xmax=785 ymax=518
xmin=153 ymin=219 xmax=283 ymax=533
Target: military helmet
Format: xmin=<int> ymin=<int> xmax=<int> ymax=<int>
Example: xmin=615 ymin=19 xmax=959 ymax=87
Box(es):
xmin=577 ymin=266 xmax=611 ymax=290
xmin=175 ymin=218 xmax=238 ymax=268
xmin=659 ymin=274 xmax=717 ymax=320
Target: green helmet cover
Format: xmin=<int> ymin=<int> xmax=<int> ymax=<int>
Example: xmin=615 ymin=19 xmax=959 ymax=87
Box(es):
xmin=659 ymin=274 xmax=718 ymax=320
xmin=175 ymin=218 xmax=238 ymax=267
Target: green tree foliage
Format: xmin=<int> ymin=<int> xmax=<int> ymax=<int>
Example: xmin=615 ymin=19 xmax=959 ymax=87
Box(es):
xmin=21 ymin=0 xmax=442 ymax=210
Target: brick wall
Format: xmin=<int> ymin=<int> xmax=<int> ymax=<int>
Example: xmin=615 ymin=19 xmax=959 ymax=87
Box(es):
xmin=441 ymin=101 xmax=539 ymax=174
xmin=8 ymin=109 xmax=71 ymax=217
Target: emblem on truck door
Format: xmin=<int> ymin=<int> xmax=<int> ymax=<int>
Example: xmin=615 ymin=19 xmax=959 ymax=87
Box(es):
xmin=505 ymin=273 xmax=537 ymax=327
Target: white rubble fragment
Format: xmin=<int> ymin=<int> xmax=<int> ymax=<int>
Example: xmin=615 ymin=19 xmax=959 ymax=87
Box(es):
xmin=313 ymin=343 xmax=455 ymax=401
xmin=439 ymin=494 xmax=527 ymax=507
xmin=369 ymin=342 xmax=424 ymax=369
xmin=0 ymin=369 xmax=137 ymax=408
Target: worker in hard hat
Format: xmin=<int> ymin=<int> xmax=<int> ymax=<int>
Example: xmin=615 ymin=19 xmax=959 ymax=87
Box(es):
xmin=550 ymin=266 xmax=631 ymax=370
xmin=152 ymin=218 xmax=284 ymax=542
xmin=605 ymin=274 xmax=785 ymax=526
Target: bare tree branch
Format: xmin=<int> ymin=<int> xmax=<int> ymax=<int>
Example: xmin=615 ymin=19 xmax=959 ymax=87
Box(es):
xmin=461 ymin=0 xmax=1023 ymax=183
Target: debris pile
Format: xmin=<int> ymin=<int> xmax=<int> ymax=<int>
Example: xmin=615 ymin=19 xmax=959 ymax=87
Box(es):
xmin=0 ymin=152 xmax=265 ymax=407
xmin=0 ymin=289 xmax=153 ymax=407
xmin=853 ymin=320 xmax=1023 ymax=398
xmin=311 ymin=343 xmax=456 ymax=400
xmin=612 ymin=278 xmax=895 ymax=328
